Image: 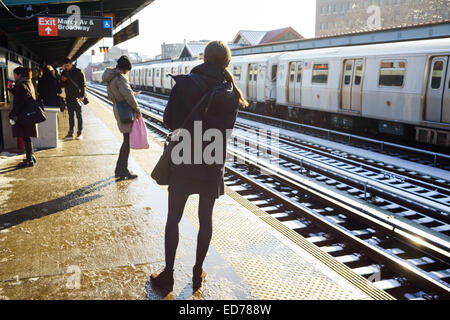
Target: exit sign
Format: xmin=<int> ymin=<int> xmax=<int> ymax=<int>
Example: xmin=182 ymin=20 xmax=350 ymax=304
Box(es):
xmin=38 ymin=17 xmax=58 ymax=37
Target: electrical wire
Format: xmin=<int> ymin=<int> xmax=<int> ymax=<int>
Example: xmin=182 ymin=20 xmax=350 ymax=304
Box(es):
xmin=0 ymin=0 xmax=48 ymax=21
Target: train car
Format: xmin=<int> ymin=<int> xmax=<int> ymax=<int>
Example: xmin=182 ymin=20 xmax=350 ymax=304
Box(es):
xmin=178 ymin=60 xmax=202 ymax=75
xmin=93 ymin=38 xmax=450 ymax=147
xmin=230 ymin=53 xmax=280 ymax=104
xmin=265 ymin=38 xmax=450 ymax=146
xmin=91 ymin=70 xmax=103 ymax=83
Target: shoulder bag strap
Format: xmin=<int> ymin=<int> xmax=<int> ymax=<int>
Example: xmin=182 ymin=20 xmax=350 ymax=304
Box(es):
xmin=169 ymin=89 xmax=212 ymax=142
xmin=67 ymin=72 xmax=82 ymax=95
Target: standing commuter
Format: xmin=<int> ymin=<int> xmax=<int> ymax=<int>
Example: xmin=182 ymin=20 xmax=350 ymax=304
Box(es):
xmin=102 ymin=56 xmax=142 ymax=179
xmin=37 ymin=65 xmax=62 ymax=109
xmin=8 ymin=67 xmax=39 ymax=167
xmin=60 ymin=58 xmax=86 ymax=139
xmin=151 ymin=41 xmax=248 ymax=292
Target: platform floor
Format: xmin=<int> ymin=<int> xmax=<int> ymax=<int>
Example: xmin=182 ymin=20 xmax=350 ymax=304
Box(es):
xmin=0 ymin=96 xmax=393 ymax=300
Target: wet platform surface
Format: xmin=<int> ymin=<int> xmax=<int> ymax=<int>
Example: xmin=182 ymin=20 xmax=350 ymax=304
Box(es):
xmin=0 ymin=95 xmax=391 ymax=300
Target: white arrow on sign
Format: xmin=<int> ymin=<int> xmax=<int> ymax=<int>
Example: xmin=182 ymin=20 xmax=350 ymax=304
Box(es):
xmin=45 ymin=27 xmax=52 ymax=35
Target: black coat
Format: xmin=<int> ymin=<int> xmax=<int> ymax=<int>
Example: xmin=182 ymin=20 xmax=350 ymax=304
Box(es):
xmin=163 ymin=62 xmax=239 ymax=198
xmin=60 ymin=67 xmax=86 ymax=99
xmin=9 ymin=77 xmax=38 ymax=138
xmin=38 ymin=74 xmax=61 ymax=107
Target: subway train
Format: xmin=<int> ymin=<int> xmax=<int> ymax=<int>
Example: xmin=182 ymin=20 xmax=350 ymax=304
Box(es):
xmin=92 ymin=38 xmax=450 ymax=148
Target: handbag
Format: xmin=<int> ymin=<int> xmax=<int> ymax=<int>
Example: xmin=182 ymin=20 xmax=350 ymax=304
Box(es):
xmin=130 ymin=115 xmax=149 ymax=149
xmin=116 ymin=101 xmax=134 ymax=123
xmin=18 ymin=99 xmax=46 ymax=126
xmin=151 ymin=90 xmax=212 ymax=186
xmin=57 ymin=95 xmax=66 ymax=112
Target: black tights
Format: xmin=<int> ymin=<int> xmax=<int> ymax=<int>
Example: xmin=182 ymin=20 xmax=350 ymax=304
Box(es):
xmin=116 ymin=133 xmax=130 ymax=173
xmin=165 ymin=191 xmax=216 ymax=271
xmin=23 ymin=137 xmax=33 ymax=160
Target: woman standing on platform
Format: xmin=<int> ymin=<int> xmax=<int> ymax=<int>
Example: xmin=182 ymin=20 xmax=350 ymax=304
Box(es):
xmin=151 ymin=41 xmax=248 ymax=292
xmin=37 ymin=65 xmax=62 ymax=110
xmin=102 ymin=55 xmax=141 ymax=180
xmin=9 ymin=66 xmax=38 ymax=167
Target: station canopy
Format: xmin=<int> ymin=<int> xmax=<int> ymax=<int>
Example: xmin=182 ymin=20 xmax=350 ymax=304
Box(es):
xmin=0 ymin=0 xmax=153 ymax=65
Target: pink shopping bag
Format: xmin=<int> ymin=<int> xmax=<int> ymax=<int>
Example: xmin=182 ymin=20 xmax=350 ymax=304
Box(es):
xmin=130 ymin=116 xmax=149 ymax=150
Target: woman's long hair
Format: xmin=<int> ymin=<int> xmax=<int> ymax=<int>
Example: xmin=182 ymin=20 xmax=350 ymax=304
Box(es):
xmin=40 ymin=65 xmax=56 ymax=79
xmin=204 ymin=41 xmax=249 ymax=108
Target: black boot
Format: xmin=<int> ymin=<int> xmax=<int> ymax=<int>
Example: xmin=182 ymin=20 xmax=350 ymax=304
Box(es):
xmin=192 ymin=266 xmax=206 ymax=291
xmin=22 ymin=155 xmax=36 ymax=164
xmin=115 ymin=169 xmax=138 ymax=180
xmin=150 ymin=268 xmax=174 ymax=292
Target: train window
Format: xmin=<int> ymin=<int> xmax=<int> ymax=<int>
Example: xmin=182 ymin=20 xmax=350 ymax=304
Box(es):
xmin=379 ymin=61 xmax=406 ymax=87
xmin=289 ymin=63 xmax=295 ymax=82
xmin=431 ymin=60 xmax=444 ymax=89
xmin=297 ymin=64 xmax=302 ymax=83
xmin=156 ymin=69 xmax=160 ymax=77
xmin=254 ymin=66 xmax=258 ymax=81
xmin=271 ymin=65 xmax=278 ymax=82
xmin=354 ymin=61 xmax=363 ymax=85
xmin=344 ymin=62 xmax=352 ymax=85
xmin=312 ymin=63 xmax=329 ymax=84
xmin=233 ymin=66 xmax=241 ymax=81
xmin=248 ymin=67 xmax=253 ymax=81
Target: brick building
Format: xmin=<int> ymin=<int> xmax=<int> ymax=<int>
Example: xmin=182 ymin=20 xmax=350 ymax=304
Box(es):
xmin=316 ymin=0 xmax=450 ymax=37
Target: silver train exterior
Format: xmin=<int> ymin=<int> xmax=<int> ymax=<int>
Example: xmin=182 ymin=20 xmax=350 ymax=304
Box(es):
xmin=92 ymin=38 xmax=450 ymax=147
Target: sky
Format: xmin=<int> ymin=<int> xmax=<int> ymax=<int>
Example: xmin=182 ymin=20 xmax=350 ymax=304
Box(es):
xmin=90 ymin=0 xmax=317 ymax=62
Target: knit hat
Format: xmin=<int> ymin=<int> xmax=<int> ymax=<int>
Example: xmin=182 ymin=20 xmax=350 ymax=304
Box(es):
xmin=117 ymin=55 xmax=132 ymax=71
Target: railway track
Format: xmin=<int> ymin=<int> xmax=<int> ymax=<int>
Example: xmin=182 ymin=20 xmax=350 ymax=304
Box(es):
xmin=87 ymin=85 xmax=450 ymax=300
xmin=91 ymin=83 xmax=450 ymax=170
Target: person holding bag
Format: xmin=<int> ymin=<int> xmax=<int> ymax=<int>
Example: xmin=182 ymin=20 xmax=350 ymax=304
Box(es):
xmin=8 ymin=67 xmax=40 ymax=168
xmin=60 ymin=58 xmax=86 ymax=139
xmin=102 ymin=55 xmax=142 ymax=180
xmin=150 ymin=41 xmax=248 ymax=293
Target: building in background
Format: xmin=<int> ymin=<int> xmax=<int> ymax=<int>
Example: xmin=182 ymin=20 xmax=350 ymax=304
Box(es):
xmin=178 ymin=40 xmax=210 ymax=60
xmin=316 ymin=0 xmax=450 ymax=37
xmin=231 ymin=27 xmax=304 ymax=46
xmin=161 ymin=41 xmax=186 ymax=60
xmin=104 ymin=46 xmax=129 ymax=63
xmin=76 ymin=54 xmax=92 ymax=70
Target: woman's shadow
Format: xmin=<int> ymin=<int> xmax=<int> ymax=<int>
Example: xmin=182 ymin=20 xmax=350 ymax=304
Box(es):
xmin=0 ymin=176 xmax=116 ymax=231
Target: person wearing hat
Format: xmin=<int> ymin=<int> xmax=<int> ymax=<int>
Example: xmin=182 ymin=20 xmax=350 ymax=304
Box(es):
xmin=60 ymin=57 xmax=86 ymax=139
xmin=102 ymin=55 xmax=141 ymax=179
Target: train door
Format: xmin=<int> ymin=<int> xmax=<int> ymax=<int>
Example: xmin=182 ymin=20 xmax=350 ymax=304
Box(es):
xmin=247 ymin=63 xmax=257 ymax=100
xmin=341 ymin=59 xmax=364 ymax=112
xmin=267 ymin=64 xmax=277 ymax=101
xmin=426 ymin=56 xmax=450 ymax=123
xmin=288 ymin=61 xmax=302 ymax=106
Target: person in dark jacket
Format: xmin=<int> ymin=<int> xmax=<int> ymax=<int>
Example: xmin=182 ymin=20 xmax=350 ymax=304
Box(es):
xmin=9 ymin=66 xmax=39 ymax=167
xmin=60 ymin=58 xmax=86 ymax=139
xmin=37 ymin=65 xmax=62 ymax=109
xmin=151 ymin=41 xmax=249 ymax=293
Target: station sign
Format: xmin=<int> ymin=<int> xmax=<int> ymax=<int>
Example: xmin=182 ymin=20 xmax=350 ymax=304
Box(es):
xmin=113 ymin=20 xmax=139 ymax=46
xmin=38 ymin=16 xmax=113 ymax=38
